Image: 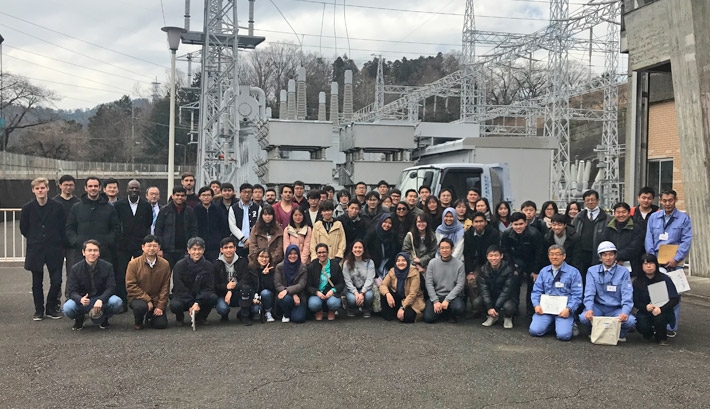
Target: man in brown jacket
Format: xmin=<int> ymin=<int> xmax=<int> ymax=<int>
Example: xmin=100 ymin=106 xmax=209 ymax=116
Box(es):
xmin=126 ymin=235 xmax=172 ymax=329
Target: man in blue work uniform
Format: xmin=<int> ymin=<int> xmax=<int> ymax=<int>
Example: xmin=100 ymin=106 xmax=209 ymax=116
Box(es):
xmin=529 ymin=244 xmax=583 ymax=341
xmin=644 ymin=189 xmax=692 ymax=338
xmin=578 ymin=241 xmax=636 ymax=342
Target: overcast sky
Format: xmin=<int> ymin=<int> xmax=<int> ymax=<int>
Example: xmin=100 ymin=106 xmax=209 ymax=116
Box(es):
xmin=0 ymin=0 xmax=624 ymax=110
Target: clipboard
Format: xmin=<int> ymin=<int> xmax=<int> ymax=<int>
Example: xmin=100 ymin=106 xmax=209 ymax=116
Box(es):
xmin=657 ymin=244 xmax=679 ymax=265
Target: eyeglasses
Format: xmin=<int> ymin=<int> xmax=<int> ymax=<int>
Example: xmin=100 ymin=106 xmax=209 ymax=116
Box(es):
xmin=396 ymin=207 xmax=408 ymax=211
xmin=316 ymin=251 xmax=328 ymax=255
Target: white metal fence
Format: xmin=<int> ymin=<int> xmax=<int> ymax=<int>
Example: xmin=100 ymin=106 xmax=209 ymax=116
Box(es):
xmin=0 ymin=209 xmax=25 ymax=262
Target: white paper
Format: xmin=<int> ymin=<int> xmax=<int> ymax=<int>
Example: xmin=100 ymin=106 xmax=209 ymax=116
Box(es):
xmin=622 ymin=261 xmax=632 ymax=272
xmin=663 ymin=269 xmax=691 ymax=294
xmin=540 ymin=294 xmax=568 ymax=315
xmin=648 ymin=282 xmax=669 ymax=308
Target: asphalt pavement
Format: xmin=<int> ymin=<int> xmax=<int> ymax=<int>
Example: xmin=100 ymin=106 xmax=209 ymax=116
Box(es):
xmin=1 ymin=264 xmax=709 ymax=409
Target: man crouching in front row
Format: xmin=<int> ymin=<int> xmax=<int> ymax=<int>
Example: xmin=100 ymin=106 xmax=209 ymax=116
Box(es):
xmin=170 ymin=237 xmax=218 ymax=326
xmin=63 ymin=240 xmax=123 ymax=330
xmin=126 ymin=235 xmax=172 ymax=330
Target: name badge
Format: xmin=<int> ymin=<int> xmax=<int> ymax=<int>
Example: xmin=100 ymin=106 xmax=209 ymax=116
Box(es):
xmin=554 ymin=282 xmax=565 ymax=288
xmin=659 ymin=232 xmax=669 ymax=241
xmin=606 ymin=285 xmax=617 ymax=292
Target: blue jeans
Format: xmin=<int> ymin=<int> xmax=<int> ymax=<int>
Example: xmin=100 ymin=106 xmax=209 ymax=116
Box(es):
xmin=345 ymin=290 xmax=374 ymax=309
xmin=308 ymin=295 xmax=342 ymax=312
xmin=215 ymin=295 xmax=243 ymax=317
xmin=278 ymin=294 xmax=307 ymax=323
xmin=63 ymin=296 xmax=123 ymax=322
xmin=252 ymin=289 xmax=274 ymax=315
xmin=529 ymin=314 xmax=575 ymax=341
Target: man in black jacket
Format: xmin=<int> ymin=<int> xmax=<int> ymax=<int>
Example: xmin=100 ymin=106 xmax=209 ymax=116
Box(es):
xmin=544 ymin=214 xmax=583 ymax=272
xmin=601 ymin=202 xmax=646 ymax=277
xmin=62 ymin=240 xmax=123 ymax=330
xmin=474 ymin=245 xmax=517 ymax=329
xmin=114 ymin=180 xmax=154 ymax=309
xmin=213 ymin=237 xmax=253 ymax=324
xmin=21 ymin=177 xmax=68 ymax=321
xmin=65 ymin=177 xmax=121 ymax=266
xmin=155 ymin=187 xmax=198 ymax=269
xmin=501 ymin=212 xmax=546 ymax=319
xmin=631 ymin=186 xmax=659 ymax=230
xmin=195 ymin=186 xmax=230 ymax=262
xmin=571 ymin=189 xmax=609 ymax=278
xmin=52 ymin=174 xmax=80 ymax=275
xmin=463 ymin=212 xmax=501 ymax=314
xmin=338 ymin=199 xmax=366 ymax=257
xmin=169 ymin=237 xmax=217 ymax=326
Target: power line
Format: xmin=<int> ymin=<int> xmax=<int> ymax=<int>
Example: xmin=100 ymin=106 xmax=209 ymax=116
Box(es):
xmin=267 ymin=0 xmax=304 ymax=56
xmin=0 ymin=11 xmax=168 ymax=69
xmin=254 ymin=28 xmax=462 ymax=47
xmin=4 ymin=45 xmax=154 ymax=84
xmin=23 ymin=76 xmax=129 ymax=94
xmin=0 ymin=22 xmax=157 ymax=80
xmin=342 ymin=1 xmax=351 ymax=57
xmin=397 ymin=0 xmax=458 ymax=42
xmin=4 ymin=54 xmax=136 ymax=94
xmin=159 ymin=0 xmax=167 ymax=27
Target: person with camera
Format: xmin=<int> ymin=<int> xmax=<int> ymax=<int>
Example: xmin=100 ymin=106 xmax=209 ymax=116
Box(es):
xmin=213 ymin=237 xmax=253 ymax=325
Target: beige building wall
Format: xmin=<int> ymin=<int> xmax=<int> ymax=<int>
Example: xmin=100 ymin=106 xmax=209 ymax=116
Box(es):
xmin=647 ymin=100 xmax=685 ymax=210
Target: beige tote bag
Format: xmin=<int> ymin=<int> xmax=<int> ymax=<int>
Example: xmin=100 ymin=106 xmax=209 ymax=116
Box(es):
xmin=590 ymin=316 xmax=621 ymax=345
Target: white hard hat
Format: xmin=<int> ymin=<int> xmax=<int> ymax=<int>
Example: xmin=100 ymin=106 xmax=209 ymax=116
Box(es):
xmin=597 ymin=241 xmax=617 ymax=254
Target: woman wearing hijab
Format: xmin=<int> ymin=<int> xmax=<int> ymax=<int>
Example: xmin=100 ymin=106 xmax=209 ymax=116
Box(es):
xmin=306 ymin=243 xmax=345 ymax=321
xmin=283 ymin=207 xmax=312 ymax=264
xmin=435 ymin=208 xmax=465 ymax=261
xmin=274 ymin=244 xmax=308 ymax=323
xmin=633 ymin=253 xmax=680 ymax=345
xmin=379 ymin=252 xmax=425 ymax=323
xmin=365 ymin=213 xmax=400 ymax=283
xmin=249 ymin=204 xmax=284 ymax=266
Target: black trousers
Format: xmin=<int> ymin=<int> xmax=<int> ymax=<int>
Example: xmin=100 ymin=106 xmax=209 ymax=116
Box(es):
xmin=169 ymin=294 xmax=217 ymax=321
xmin=129 ymin=299 xmax=168 ymax=329
xmin=31 ymin=267 xmax=62 ymax=314
xmin=637 ymin=311 xmax=672 ymax=341
xmin=472 ymin=296 xmax=517 ymax=318
xmin=380 ymin=294 xmax=417 ymax=323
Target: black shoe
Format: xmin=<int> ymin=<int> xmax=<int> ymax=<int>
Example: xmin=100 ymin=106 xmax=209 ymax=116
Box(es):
xmin=99 ymin=319 xmax=111 ymax=330
xmin=448 ymin=315 xmax=458 ymax=324
xmin=117 ymin=304 xmax=128 ymax=315
xmin=72 ymin=317 xmax=85 ymax=331
xmin=243 ymin=317 xmax=253 ymax=327
xmin=220 ymin=315 xmax=229 ymax=323
xmin=33 ymin=312 xmax=44 ymax=321
xmin=195 ymin=318 xmax=209 ymax=326
xmin=45 ymin=310 xmax=63 ymax=320
xmin=175 ymin=312 xmax=185 ymax=326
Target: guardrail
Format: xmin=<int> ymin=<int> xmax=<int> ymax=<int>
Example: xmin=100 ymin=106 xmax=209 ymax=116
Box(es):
xmin=0 ymin=209 xmax=25 ymax=262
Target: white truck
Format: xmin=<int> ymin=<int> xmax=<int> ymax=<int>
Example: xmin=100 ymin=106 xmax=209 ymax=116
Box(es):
xmin=395 ymin=163 xmax=515 ymax=207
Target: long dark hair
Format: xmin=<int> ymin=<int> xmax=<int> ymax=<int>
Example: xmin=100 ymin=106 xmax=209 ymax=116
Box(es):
xmin=539 ymin=201 xmax=559 ymax=219
xmin=411 ymin=213 xmax=435 ymax=249
xmin=249 ymin=248 xmax=271 ymax=270
xmin=344 ymin=239 xmax=371 ymax=271
xmin=254 ymin=204 xmax=278 ymax=235
xmin=494 ymin=201 xmax=511 ymax=223
xmin=564 ymin=201 xmax=581 ymax=225
xmin=425 ymin=196 xmax=442 ymax=218
xmin=289 ymin=207 xmax=309 ymax=229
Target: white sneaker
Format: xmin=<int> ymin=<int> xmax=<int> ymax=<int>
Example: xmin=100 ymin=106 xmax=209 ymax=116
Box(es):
xmin=265 ymin=312 xmax=275 ymax=322
xmin=503 ymin=317 xmax=513 ymax=329
xmin=572 ymin=323 xmax=580 ymax=337
xmin=618 ymin=337 xmax=626 ymax=343
xmin=482 ymin=316 xmax=499 ymax=327
xmin=281 ymin=316 xmax=290 ymax=323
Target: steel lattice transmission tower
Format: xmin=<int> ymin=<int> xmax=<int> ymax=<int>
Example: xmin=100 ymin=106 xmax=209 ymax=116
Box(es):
xmin=598 ymin=0 xmax=621 ymax=208
xmin=545 ymin=0 xmax=572 ymax=204
xmin=375 ymin=55 xmax=384 ymax=114
xmin=460 ymin=0 xmax=485 ymax=122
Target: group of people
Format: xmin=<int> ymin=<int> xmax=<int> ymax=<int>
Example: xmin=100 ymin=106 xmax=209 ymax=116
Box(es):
xmin=21 ymin=173 xmax=692 ymax=344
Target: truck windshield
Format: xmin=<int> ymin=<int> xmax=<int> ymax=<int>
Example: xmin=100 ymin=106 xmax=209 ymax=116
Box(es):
xmin=397 ymin=168 xmax=440 ymax=195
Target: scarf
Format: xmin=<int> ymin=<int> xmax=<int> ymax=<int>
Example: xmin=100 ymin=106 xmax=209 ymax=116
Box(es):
xmin=319 ymin=259 xmax=332 ymax=292
xmin=185 ymin=255 xmax=208 ymax=275
xmin=283 ymin=244 xmax=302 ymax=286
xmin=436 ymin=207 xmax=464 ymax=244
xmin=375 ymin=213 xmax=395 ymax=243
xmin=394 ymin=252 xmax=411 ymax=298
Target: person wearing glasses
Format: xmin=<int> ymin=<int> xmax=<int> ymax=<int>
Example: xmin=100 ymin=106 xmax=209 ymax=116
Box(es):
xmin=571 ymin=190 xmax=609 ymax=278
xmin=307 ymin=243 xmax=345 ymax=321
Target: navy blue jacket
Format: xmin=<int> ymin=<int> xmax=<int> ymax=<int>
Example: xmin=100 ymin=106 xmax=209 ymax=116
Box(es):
xmin=194 ymin=204 xmax=230 ymax=252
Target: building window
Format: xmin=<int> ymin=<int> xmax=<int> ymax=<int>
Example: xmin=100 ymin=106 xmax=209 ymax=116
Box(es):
xmin=647 ymin=159 xmax=673 ymax=203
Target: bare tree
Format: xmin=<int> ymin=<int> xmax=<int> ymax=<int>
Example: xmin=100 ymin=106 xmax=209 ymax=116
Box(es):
xmin=0 ymin=73 xmax=58 ymax=150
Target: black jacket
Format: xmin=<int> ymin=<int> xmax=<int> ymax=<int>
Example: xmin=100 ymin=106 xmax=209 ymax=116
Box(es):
xmin=171 ymin=257 xmax=215 ymax=303
xmin=212 ymin=255 xmax=252 ymax=298
xmin=52 ymin=194 xmax=79 ymax=219
xmin=65 ymin=193 xmax=121 ymax=254
xmin=633 ymin=272 xmax=679 ymax=315
xmin=601 ymin=218 xmax=645 ymax=274
xmin=251 ymin=265 xmax=276 ymax=293
xmin=338 ymin=214 xmax=366 ymax=255
xmin=194 ymin=204 xmax=230 ymax=252
xmin=501 ymin=226 xmax=546 ymax=274
xmin=364 ymin=229 xmax=400 ymax=278
xmin=571 ymin=209 xmax=609 ymax=262
xmin=66 ymin=259 xmax=116 ymax=304
xmin=477 ymin=259 xmax=516 ymax=311
xmin=306 ymin=260 xmax=345 ymax=296
xmin=20 ymin=199 xmax=68 ymax=272
xmin=528 ymin=217 xmax=548 ymax=236
xmin=463 ymin=224 xmax=501 ymax=273
xmin=114 ymin=198 xmax=153 ymax=254
xmin=631 ymin=204 xmax=659 ymax=231
xmin=360 ymin=205 xmax=384 ymax=231
xmin=544 ymin=225 xmax=584 ymax=272
xmin=155 ymin=202 xmax=198 ymax=252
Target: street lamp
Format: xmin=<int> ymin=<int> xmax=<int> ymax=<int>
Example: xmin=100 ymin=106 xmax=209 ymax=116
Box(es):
xmin=0 ymin=33 xmax=5 ymax=153
xmin=161 ymin=26 xmax=185 ymax=195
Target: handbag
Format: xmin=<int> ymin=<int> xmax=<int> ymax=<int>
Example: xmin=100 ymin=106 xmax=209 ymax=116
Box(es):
xmin=590 ymin=316 xmax=622 ymax=345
